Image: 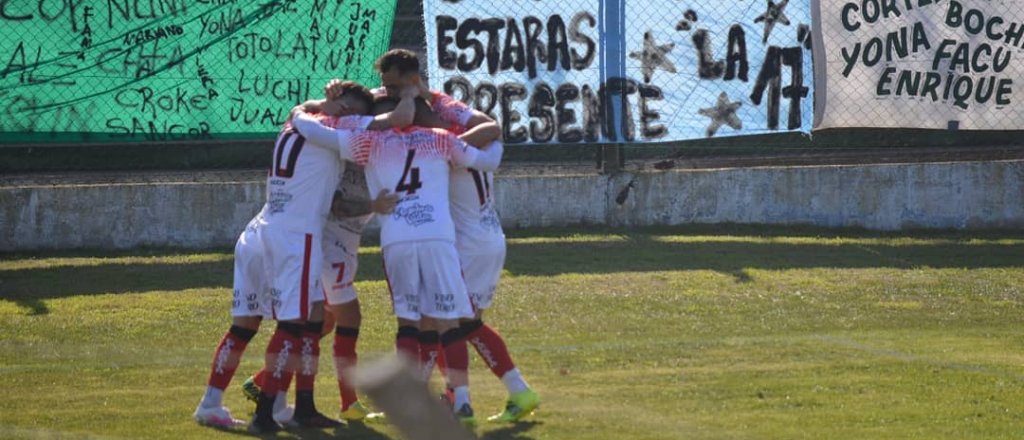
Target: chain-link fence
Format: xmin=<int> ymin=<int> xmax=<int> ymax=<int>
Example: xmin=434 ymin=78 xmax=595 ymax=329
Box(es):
xmin=1 ymin=0 xmax=1022 ymax=174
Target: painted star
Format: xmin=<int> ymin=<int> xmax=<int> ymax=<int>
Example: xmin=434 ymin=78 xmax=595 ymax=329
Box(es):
xmin=628 ymin=31 xmax=676 ymax=83
xmin=753 ymin=0 xmax=790 ymax=44
xmin=698 ymin=92 xmax=743 ymax=137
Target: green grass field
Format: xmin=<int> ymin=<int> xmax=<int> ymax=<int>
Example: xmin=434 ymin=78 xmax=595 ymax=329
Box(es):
xmin=2 ymin=225 xmax=1024 ymax=440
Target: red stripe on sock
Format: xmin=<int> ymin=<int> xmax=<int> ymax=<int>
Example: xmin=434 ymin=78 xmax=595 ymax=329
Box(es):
xmin=295 ymin=331 xmax=320 ymax=391
xmin=263 ymin=328 xmax=301 ymax=395
xmin=207 ymin=331 xmax=249 ymax=390
xmin=466 ymin=323 xmax=516 ymax=378
xmin=419 ymin=340 xmax=442 ymax=380
xmin=396 ymin=335 xmax=419 ymax=360
xmin=442 ymin=335 xmax=469 ymax=373
xmin=334 ymin=334 xmax=359 ymax=410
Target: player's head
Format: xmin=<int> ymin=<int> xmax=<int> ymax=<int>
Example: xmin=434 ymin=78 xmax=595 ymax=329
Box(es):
xmin=325 ymin=80 xmax=374 ymax=116
xmin=374 ymin=49 xmax=419 ymax=98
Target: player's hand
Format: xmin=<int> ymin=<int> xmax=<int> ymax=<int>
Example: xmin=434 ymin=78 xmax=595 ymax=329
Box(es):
xmin=322 ymin=99 xmax=343 ymax=116
xmin=398 ymin=85 xmax=419 ymax=100
xmin=370 ymin=189 xmax=399 ymax=215
xmin=324 ymin=79 xmax=344 ymax=100
xmin=414 ymin=74 xmax=433 ymax=100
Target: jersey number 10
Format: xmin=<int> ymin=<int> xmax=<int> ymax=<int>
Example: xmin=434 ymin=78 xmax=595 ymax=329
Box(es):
xmin=273 ymin=129 xmax=305 ymax=178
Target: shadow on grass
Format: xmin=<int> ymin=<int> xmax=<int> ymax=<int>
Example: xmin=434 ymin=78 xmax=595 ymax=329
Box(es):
xmin=481 ymin=421 xmax=541 ymax=440
xmin=2 ymin=226 xmax=1022 ymax=314
xmin=1 ymin=259 xmax=231 ymax=315
xmin=209 ymin=422 xmax=396 ymax=440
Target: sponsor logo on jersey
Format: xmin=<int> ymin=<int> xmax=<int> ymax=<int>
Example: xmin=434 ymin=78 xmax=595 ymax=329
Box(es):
xmin=393 ymin=202 xmax=435 ymax=227
xmin=269 ymin=191 xmax=293 ymax=213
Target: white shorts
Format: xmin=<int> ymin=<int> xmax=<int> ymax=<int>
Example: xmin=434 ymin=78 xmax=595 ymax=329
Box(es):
xmin=232 ymin=221 xmax=272 ymax=318
xmin=258 ymin=226 xmax=324 ymax=321
xmin=456 ymin=241 xmax=506 ymax=310
xmin=382 ymin=240 xmax=473 ymax=321
xmin=320 ymin=236 xmax=360 ymax=306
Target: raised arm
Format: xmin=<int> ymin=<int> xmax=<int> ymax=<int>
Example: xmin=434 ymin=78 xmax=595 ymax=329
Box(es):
xmin=447 ymin=134 xmax=504 ymax=172
xmin=431 ymin=90 xmax=498 ymax=131
xmin=291 ymin=111 xmax=358 ymax=162
xmin=330 ymin=189 xmax=397 ymax=218
xmin=367 ymin=86 xmax=418 ymax=130
xmin=457 ymin=121 xmax=501 ymax=148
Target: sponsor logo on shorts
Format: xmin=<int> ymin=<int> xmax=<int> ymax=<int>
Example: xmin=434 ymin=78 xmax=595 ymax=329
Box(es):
xmin=433 ymin=292 xmax=456 ymax=312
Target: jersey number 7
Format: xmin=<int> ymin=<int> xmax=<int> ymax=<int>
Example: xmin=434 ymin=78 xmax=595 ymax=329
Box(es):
xmin=395 ymin=149 xmax=423 ymax=195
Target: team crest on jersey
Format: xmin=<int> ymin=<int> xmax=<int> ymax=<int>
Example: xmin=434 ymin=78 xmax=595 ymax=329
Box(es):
xmin=393 ymin=202 xmax=435 ymax=226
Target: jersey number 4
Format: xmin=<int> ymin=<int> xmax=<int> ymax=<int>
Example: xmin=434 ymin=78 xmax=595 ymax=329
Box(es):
xmin=395 ymin=149 xmax=423 ymax=195
xmin=272 ymin=130 xmax=305 ymax=178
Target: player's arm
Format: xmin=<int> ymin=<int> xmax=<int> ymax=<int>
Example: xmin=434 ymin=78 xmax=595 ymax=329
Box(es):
xmin=366 ymin=86 xmax=418 ymax=130
xmin=464 ymin=110 xmax=496 ymax=129
xmin=290 ymin=110 xmax=359 ymax=162
xmin=457 ymin=121 xmax=500 ymax=148
xmin=331 ymin=189 xmax=398 ymax=217
xmin=429 ymin=89 xmax=499 ymax=131
xmin=448 ymin=134 xmax=504 ymax=172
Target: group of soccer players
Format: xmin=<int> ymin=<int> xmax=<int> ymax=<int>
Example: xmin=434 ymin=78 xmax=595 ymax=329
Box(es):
xmin=192 ymin=49 xmax=540 ymax=434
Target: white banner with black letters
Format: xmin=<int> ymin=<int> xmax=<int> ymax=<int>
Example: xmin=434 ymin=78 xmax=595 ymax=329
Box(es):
xmin=813 ymin=0 xmax=1024 ymax=130
xmin=423 ymin=0 xmax=814 ymax=144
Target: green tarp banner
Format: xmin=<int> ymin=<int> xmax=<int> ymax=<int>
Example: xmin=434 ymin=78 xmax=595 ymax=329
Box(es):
xmin=0 ymin=0 xmax=397 ymax=144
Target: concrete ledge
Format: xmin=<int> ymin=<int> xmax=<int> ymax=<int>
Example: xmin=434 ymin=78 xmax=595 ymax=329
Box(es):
xmin=2 ymin=160 xmax=1022 ymax=251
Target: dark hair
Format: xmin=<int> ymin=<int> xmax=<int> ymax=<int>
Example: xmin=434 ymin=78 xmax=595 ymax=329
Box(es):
xmin=371 ymin=96 xmax=400 ymax=115
xmin=334 ymin=80 xmax=374 ymax=110
xmin=374 ymin=49 xmax=419 ymax=75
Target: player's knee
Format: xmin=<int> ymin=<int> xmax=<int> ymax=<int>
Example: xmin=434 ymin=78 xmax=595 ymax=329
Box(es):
xmin=335 ymin=326 xmax=360 ymax=337
xmin=277 ymin=321 xmax=305 ymax=338
xmin=229 ymin=324 xmax=258 ymax=342
xmin=440 ymin=327 xmax=465 ymax=347
xmin=459 ymin=319 xmax=484 ymax=335
xmin=232 ymin=316 xmax=262 ymax=331
xmin=303 ymin=320 xmax=325 ymax=335
xmin=396 ymin=325 xmax=419 ymax=340
xmin=418 ymin=329 xmax=440 ymax=345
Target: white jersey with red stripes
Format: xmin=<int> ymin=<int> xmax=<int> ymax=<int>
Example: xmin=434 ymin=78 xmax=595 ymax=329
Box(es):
xmin=450 ymin=166 xmax=504 ymax=251
xmin=437 ymin=109 xmax=506 ymax=252
xmin=430 ymin=91 xmax=475 ymax=127
xmin=291 ymin=111 xmax=503 ymax=248
xmin=260 ymin=114 xmax=373 ymax=233
xmin=345 ymin=128 xmax=468 ymax=247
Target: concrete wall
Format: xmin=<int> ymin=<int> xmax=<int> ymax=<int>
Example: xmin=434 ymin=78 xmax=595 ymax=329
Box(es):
xmin=2 ymin=160 xmax=1022 ymax=250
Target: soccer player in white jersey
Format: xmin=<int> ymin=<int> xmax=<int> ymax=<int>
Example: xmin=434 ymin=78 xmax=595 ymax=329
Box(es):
xmin=319 ymin=160 xmax=393 ymax=421
xmin=245 ymin=82 xmax=416 ymax=434
xmin=290 ymin=97 xmax=502 ymax=427
xmin=374 ymin=48 xmax=541 ymax=423
xmin=193 ymin=204 xmax=270 ymax=428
